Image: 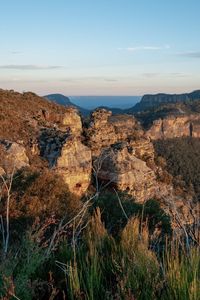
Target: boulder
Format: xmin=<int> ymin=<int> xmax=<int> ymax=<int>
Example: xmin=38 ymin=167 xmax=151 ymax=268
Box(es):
xmin=0 ymin=140 xmax=29 ymax=173
xmin=96 ymin=143 xmax=157 ymax=202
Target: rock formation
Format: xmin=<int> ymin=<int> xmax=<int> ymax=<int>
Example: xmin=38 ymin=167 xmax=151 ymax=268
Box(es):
xmin=56 ymin=136 xmax=92 ymax=197
xmin=0 ymin=90 xmax=92 ymax=197
xmin=86 ymin=109 xmax=142 ymax=156
xmin=0 ymin=90 xmax=198 ymax=221
xmin=38 ymin=111 xmax=92 ymax=197
xmin=131 ymin=90 xmax=200 ymax=112
xmin=96 ymin=142 xmax=157 ymax=202
xmin=87 ymin=109 xmax=166 ymax=202
xmin=0 ymin=140 xmax=29 ymax=174
xmin=147 ymin=114 xmax=200 ymax=140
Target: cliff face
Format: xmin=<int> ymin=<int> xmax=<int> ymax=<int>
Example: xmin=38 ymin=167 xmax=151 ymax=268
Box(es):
xmin=0 ymin=140 xmax=29 ymax=174
xmin=86 ymin=109 xmax=142 ymax=156
xmin=147 ymin=114 xmax=200 ymax=140
xmin=0 ymin=90 xmax=198 ymax=218
xmin=131 ymin=90 xmax=200 ymax=112
xmin=86 ymin=109 xmax=166 ymax=202
xmin=96 ymin=143 xmax=157 ymax=202
xmin=37 ymin=110 xmax=91 ymax=197
xmin=56 ymin=137 xmax=92 ymax=197
xmin=0 ymin=90 xmax=92 ymax=197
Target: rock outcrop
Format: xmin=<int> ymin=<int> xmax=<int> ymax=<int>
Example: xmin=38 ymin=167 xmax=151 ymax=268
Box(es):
xmin=0 ymin=89 xmax=198 ymax=220
xmin=60 ymin=108 xmax=83 ymax=135
xmin=86 ymin=109 xmax=164 ymax=202
xmin=56 ymin=136 xmax=92 ymax=197
xmin=0 ymin=90 xmax=91 ymax=197
xmin=0 ymin=140 xmax=29 ymax=173
xmin=147 ymin=114 xmax=200 ymax=140
xmin=38 ymin=110 xmax=92 ymax=197
xmin=131 ymin=90 xmax=200 ymax=112
xmin=87 ymin=109 xmax=142 ymax=156
xmin=96 ymin=142 xmax=158 ymax=202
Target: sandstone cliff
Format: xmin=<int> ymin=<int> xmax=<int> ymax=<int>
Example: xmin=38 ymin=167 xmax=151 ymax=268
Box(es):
xmin=0 ymin=140 xmax=29 ymax=174
xmin=147 ymin=114 xmax=200 ymax=140
xmin=0 ymin=90 xmax=198 ymax=222
xmin=96 ymin=142 xmax=157 ymax=202
xmin=130 ymin=90 xmax=200 ymax=112
xmin=86 ymin=109 xmax=170 ymax=202
xmin=0 ymin=90 xmax=91 ymax=197
xmin=86 ymin=109 xmax=142 ymax=156
xmin=39 ymin=128 xmax=92 ymax=197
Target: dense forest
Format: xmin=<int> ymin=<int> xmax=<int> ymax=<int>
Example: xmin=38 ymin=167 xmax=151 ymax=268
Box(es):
xmin=154 ymin=137 xmax=200 ymax=199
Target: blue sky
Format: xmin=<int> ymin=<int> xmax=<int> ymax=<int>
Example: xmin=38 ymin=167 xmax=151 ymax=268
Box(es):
xmin=0 ymin=0 xmax=200 ymax=96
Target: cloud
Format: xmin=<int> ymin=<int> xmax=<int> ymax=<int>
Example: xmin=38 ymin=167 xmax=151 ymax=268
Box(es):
xmin=142 ymin=72 xmax=190 ymax=78
xmin=118 ymin=45 xmax=170 ymax=52
xmin=177 ymin=51 xmax=200 ymax=58
xmin=10 ymin=51 xmax=22 ymax=55
xmin=0 ymin=64 xmax=63 ymax=70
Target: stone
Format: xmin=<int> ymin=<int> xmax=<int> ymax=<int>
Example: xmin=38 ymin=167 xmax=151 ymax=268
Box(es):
xmin=56 ymin=136 xmax=92 ymax=197
xmin=61 ymin=107 xmax=82 ymax=135
xmin=0 ymin=140 xmax=29 ymax=173
xmin=147 ymin=114 xmax=200 ymax=140
xmin=87 ymin=108 xmax=141 ymax=156
xmin=96 ymin=143 xmax=157 ymax=202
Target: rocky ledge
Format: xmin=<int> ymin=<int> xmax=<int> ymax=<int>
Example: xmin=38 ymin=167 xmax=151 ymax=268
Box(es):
xmin=0 ymin=91 xmax=198 ymax=225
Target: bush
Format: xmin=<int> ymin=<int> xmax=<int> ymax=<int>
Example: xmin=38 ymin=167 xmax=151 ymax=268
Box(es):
xmin=92 ymin=192 xmax=171 ymax=236
xmin=10 ymin=169 xmax=81 ymax=220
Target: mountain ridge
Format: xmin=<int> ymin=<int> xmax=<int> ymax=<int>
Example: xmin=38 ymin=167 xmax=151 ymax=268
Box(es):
xmin=130 ymin=90 xmax=200 ymax=112
xmin=44 ymin=93 xmax=90 ymax=116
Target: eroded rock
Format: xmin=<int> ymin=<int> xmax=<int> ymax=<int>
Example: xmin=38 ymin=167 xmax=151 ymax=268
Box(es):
xmin=56 ymin=136 xmax=92 ymax=197
xmin=0 ymin=140 xmax=29 ymax=173
xmin=147 ymin=114 xmax=200 ymax=140
xmin=87 ymin=109 xmax=142 ymax=156
xmin=96 ymin=142 xmax=157 ymax=202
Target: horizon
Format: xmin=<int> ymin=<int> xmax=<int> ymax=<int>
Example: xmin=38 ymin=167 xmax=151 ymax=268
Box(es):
xmin=1 ymin=1 xmax=200 ymax=95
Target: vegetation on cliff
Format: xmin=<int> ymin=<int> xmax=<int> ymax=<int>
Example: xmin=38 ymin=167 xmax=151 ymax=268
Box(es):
xmin=0 ymin=89 xmax=199 ymax=299
xmin=154 ymin=137 xmax=200 ymax=198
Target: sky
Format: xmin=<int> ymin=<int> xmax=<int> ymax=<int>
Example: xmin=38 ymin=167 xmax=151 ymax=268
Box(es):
xmin=0 ymin=0 xmax=200 ymax=96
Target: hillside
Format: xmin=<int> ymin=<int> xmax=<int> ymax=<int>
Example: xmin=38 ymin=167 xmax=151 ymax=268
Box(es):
xmin=0 ymin=89 xmax=199 ymax=299
xmin=0 ymin=89 xmax=68 ymax=143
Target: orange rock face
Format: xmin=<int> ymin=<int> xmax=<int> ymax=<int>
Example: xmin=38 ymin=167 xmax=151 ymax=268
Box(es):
xmin=147 ymin=114 xmax=200 ymax=140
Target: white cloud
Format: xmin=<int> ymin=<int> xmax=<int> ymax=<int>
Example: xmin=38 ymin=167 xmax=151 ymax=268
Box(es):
xmin=177 ymin=51 xmax=200 ymax=58
xmin=0 ymin=64 xmax=63 ymax=70
xmin=118 ymin=45 xmax=170 ymax=52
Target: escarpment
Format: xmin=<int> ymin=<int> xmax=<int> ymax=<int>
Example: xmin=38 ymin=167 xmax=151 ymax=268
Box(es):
xmin=86 ymin=109 xmax=170 ymax=202
xmin=0 ymin=140 xmax=29 ymax=173
xmin=0 ymin=90 xmax=92 ymax=197
xmin=95 ymin=142 xmax=158 ymax=202
xmin=147 ymin=114 xmax=200 ymax=140
xmin=86 ymin=109 xmax=143 ymax=156
xmin=0 ymin=90 xmax=199 ymax=223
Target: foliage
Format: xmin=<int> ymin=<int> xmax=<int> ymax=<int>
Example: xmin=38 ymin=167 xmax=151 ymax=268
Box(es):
xmin=154 ymin=137 xmax=200 ymax=198
xmin=0 ymin=233 xmax=46 ymax=299
xmin=92 ymin=191 xmax=171 ymax=236
xmin=163 ymin=244 xmax=200 ymax=300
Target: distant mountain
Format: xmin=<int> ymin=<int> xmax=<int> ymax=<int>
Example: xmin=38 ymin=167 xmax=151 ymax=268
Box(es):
xmin=130 ymin=97 xmax=200 ymax=129
xmin=129 ymin=90 xmax=200 ymax=112
xmin=69 ymin=96 xmax=141 ymax=110
xmin=44 ymin=94 xmax=90 ymax=116
xmin=45 ymin=94 xmax=73 ymax=106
